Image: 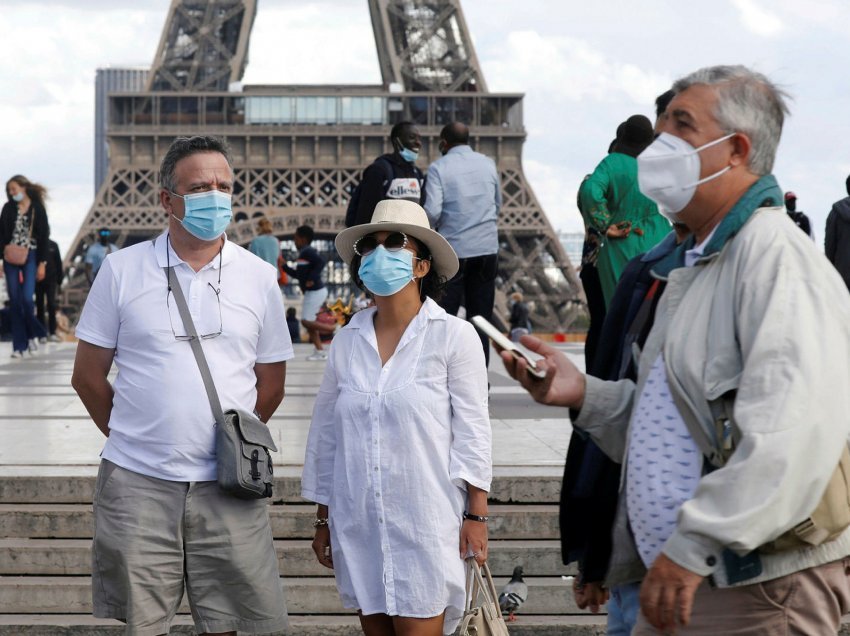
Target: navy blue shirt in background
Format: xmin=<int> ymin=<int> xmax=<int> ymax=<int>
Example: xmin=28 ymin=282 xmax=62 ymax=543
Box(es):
xmin=284 ymin=245 xmax=325 ymax=293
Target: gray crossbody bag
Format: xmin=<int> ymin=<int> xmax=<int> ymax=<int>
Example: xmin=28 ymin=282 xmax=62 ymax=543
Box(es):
xmin=166 ymin=265 xmax=277 ymax=499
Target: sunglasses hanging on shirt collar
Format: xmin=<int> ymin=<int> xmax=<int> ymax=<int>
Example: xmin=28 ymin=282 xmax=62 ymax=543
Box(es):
xmin=164 ymin=235 xmax=224 ymax=341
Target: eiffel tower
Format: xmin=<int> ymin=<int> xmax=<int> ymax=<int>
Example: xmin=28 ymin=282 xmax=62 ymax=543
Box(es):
xmin=63 ymin=0 xmax=584 ymax=331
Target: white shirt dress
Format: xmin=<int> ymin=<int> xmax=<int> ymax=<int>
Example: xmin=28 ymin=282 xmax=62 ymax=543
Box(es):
xmin=301 ymin=298 xmax=492 ymax=634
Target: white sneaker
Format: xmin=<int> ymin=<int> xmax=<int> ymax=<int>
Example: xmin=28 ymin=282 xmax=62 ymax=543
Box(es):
xmin=10 ymin=351 xmax=23 ymax=360
xmin=38 ymin=337 xmax=47 ymax=344
xmin=47 ymin=334 xmax=62 ymax=343
xmin=28 ymin=340 xmax=38 ymax=353
xmin=306 ymin=350 xmax=328 ymax=361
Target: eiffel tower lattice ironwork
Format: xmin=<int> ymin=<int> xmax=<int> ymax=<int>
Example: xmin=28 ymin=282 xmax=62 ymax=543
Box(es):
xmin=64 ymin=0 xmax=584 ymax=331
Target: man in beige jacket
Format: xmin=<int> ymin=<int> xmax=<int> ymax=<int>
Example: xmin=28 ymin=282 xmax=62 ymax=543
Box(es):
xmin=503 ymin=65 xmax=850 ymax=634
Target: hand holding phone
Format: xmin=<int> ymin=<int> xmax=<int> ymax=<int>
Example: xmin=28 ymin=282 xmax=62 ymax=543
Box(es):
xmin=471 ymin=315 xmax=546 ymax=379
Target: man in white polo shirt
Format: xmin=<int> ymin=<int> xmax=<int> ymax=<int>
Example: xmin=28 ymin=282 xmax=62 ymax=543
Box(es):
xmin=72 ymin=136 xmax=293 ymax=636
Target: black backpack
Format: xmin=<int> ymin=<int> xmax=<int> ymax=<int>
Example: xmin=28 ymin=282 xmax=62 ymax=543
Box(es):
xmin=345 ymin=157 xmax=394 ymax=228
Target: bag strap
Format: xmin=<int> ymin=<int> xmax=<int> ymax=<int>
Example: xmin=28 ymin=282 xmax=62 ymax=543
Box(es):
xmin=464 ymin=558 xmax=500 ymax=609
xmin=479 ymin=561 xmax=501 ymax=607
xmin=164 ymin=264 xmax=225 ymax=426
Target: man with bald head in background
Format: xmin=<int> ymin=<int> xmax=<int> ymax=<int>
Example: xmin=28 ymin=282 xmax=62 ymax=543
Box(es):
xmin=425 ymin=121 xmax=501 ymax=366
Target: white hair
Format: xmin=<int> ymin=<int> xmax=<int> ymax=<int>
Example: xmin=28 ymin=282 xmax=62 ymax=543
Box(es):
xmin=672 ymin=65 xmax=790 ymax=175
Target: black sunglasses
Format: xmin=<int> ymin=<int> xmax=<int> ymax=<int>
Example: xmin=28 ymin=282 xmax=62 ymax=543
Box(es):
xmin=353 ymin=231 xmax=409 ymax=257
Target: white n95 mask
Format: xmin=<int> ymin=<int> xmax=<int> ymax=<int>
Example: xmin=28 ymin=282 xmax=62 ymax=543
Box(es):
xmin=637 ymin=132 xmax=736 ymax=218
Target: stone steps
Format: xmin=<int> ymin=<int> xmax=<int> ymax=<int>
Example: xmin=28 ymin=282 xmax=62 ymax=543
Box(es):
xmin=0 ymin=614 xmax=609 ymax=636
xmin=0 ymin=503 xmax=560 ymax=540
xmin=0 ymin=576 xmax=578 ymax=615
xmin=0 ymin=538 xmax=575 ymax=578
xmin=0 ymin=469 xmax=586 ymax=631
xmin=0 ymin=467 xmax=565 ymax=504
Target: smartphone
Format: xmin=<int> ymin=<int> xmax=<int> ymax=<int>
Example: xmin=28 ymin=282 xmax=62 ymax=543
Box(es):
xmin=471 ymin=315 xmax=547 ymax=379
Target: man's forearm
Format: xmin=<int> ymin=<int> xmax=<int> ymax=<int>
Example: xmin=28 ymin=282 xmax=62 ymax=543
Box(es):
xmin=255 ymin=390 xmax=283 ymax=423
xmin=254 ymin=362 xmax=286 ymax=423
xmin=75 ymin=379 xmax=114 ymax=437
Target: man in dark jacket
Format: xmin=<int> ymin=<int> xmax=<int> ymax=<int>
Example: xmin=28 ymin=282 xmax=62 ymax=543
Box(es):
xmin=825 ymin=175 xmax=850 ymax=291
xmin=784 ymin=192 xmax=813 ymax=239
xmin=347 ymin=121 xmax=425 ymax=227
xmin=562 ymin=224 xmax=688 ymax=635
xmin=35 ymin=238 xmax=63 ymax=342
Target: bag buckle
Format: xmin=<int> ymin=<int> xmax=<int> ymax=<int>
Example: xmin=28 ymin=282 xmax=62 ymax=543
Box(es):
xmin=249 ymin=449 xmax=261 ymax=480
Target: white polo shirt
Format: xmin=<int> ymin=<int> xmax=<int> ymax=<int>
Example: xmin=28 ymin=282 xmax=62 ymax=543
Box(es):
xmin=76 ymin=231 xmax=294 ymax=481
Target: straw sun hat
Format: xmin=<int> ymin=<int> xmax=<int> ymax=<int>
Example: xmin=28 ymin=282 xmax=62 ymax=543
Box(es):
xmin=335 ymin=200 xmax=459 ymax=280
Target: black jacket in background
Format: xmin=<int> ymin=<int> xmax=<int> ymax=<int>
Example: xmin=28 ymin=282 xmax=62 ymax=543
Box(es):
xmin=560 ymin=235 xmax=675 ymax=583
xmin=352 ymin=152 xmax=425 ymax=226
xmin=43 ymin=239 xmax=63 ymax=286
xmin=826 ymin=196 xmax=850 ymax=292
xmin=0 ymin=200 xmax=50 ymax=263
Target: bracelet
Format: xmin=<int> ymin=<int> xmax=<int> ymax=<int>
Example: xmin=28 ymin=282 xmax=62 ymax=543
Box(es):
xmin=463 ymin=511 xmax=489 ymax=523
xmin=312 ymin=518 xmax=329 ymax=528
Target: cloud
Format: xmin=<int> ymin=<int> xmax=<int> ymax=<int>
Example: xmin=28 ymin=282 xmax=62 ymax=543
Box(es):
xmin=523 ymin=159 xmax=585 ymax=234
xmin=731 ymin=0 xmax=785 ymax=37
xmin=22 ymin=0 xmax=166 ymax=8
xmin=242 ymin=4 xmax=379 ymax=85
xmin=44 ymin=183 xmax=95 ymax=257
xmin=484 ymin=31 xmax=672 ymax=106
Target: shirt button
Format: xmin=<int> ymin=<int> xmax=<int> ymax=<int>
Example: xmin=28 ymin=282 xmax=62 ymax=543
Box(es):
xmin=706 ymin=555 xmax=717 ymax=567
xmin=375 ymin=492 xmax=380 ymax=497
xmin=374 ymin=467 xmax=379 ymax=472
xmin=378 ymin=518 xmax=383 ymax=523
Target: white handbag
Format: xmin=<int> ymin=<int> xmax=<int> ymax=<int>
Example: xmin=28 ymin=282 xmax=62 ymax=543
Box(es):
xmin=458 ymin=558 xmax=510 ymax=636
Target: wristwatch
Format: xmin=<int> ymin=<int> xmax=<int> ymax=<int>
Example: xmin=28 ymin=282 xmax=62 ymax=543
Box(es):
xmin=463 ymin=511 xmax=489 ymax=523
xmin=312 ymin=518 xmax=329 ymax=528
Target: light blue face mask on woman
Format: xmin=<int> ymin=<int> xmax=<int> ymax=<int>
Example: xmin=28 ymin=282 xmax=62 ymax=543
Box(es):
xmin=171 ymin=190 xmax=233 ymax=241
xmin=358 ymin=245 xmax=415 ymax=297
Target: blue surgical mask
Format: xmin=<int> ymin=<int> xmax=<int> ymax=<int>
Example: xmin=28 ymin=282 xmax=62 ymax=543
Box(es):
xmin=399 ymin=147 xmax=419 ymax=163
xmin=358 ymin=245 xmax=415 ymax=297
xmin=171 ymin=190 xmax=233 ymax=241
xmin=11 ymin=192 xmax=24 ymax=203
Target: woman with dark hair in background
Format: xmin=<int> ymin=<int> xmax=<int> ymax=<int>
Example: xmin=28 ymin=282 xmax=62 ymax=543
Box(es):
xmin=302 ymin=200 xmax=493 ymax=636
xmin=0 ymin=175 xmax=49 ymax=358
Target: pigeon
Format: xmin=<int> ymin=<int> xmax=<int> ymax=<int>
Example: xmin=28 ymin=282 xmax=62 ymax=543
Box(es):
xmin=498 ymin=565 xmax=528 ymax=622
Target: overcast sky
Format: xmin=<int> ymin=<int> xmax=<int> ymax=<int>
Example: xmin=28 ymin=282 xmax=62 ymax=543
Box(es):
xmin=1 ymin=0 xmax=848 ymax=256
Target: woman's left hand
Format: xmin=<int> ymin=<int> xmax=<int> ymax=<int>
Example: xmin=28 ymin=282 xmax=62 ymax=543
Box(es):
xmin=36 ymin=262 xmax=46 ymax=282
xmin=460 ymin=519 xmax=488 ymax=566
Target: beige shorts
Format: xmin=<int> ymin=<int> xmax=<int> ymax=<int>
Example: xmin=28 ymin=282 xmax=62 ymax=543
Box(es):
xmin=92 ymin=460 xmax=288 ymax=636
xmin=633 ymin=557 xmax=850 ymax=635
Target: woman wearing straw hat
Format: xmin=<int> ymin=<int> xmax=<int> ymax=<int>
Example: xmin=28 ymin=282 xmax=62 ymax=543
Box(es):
xmin=301 ymin=199 xmax=493 ymax=635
